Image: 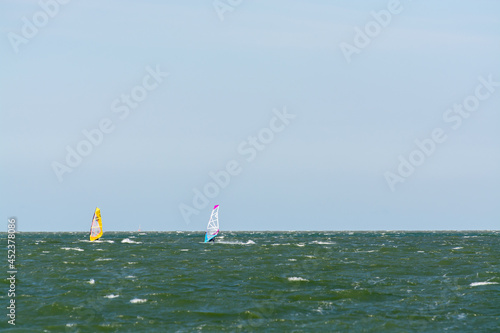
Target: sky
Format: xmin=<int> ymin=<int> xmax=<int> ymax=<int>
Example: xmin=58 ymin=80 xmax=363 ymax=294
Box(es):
xmin=1 ymin=0 xmax=499 ymax=232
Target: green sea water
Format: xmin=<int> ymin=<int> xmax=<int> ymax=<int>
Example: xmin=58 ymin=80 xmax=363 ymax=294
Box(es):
xmin=2 ymin=231 xmax=500 ymax=332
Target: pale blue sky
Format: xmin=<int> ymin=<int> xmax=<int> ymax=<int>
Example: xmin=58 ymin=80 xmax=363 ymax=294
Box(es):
xmin=1 ymin=0 xmax=499 ymax=231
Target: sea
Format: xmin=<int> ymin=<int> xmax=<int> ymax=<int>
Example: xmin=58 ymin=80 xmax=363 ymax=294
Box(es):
xmin=3 ymin=231 xmax=500 ymax=332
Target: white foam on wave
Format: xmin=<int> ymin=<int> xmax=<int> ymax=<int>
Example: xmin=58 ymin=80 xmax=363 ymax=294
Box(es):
xmin=452 ymin=247 xmax=463 ymax=250
xmin=121 ymin=238 xmax=142 ymax=244
xmin=104 ymin=294 xmax=119 ymax=299
xmin=470 ymin=282 xmax=499 ymax=287
xmin=95 ymin=258 xmax=112 ymax=261
xmin=180 ymin=249 xmax=189 ymax=252
xmin=218 ymin=240 xmax=255 ymax=245
xmin=61 ymin=247 xmax=84 ymax=252
xmin=271 ymin=243 xmax=291 ymax=246
xmin=130 ymin=298 xmax=147 ymax=304
xmin=288 ymin=277 xmax=309 ymax=282
xmin=288 ymin=259 xmax=297 ymax=261
xmin=310 ymin=241 xmax=336 ymax=245
xmin=88 ymin=279 xmax=95 ymax=284
xmin=296 ymin=243 xmax=305 ymax=247
xmin=79 ymin=239 xmax=111 ymax=244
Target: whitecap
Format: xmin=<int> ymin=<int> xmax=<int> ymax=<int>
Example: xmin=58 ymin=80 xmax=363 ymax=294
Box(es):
xmin=104 ymin=294 xmax=119 ymax=299
xmin=126 ymin=275 xmax=136 ymax=279
xmin=121 ymin=238 xmax=142 ymax=244
xmin=296 ymin=243 xmax=305 ymax=247
xmin=288 ymin=259 xmax=297 ymax=261
xmin=288 ymin=277 xmax=309 ymax=282
xmin=452 ymin=247 xmax=463 ymax=250
xmin=180 ymin=249 xmax=189 ymax=252
xmin=95 ymin=258 xmax=112 ymax=261
xmin=310 ymin=241 xmax=336 ymax=245
xmin=61 ymin=247 xmax=84 ymax=252
xmin=88 ymin=279 xmax=95 ymax=284
xmin=470 ymin=282 xmax=499 ymax=287
xmin=218 ymin=240 xmax=255 ymax=245
xmin=130 ymin=298 xmax=147 ymax=304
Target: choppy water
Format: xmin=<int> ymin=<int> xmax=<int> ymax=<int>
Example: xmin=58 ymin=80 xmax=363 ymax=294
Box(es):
xmin=3 ymin=231 xmax=500 ymax=331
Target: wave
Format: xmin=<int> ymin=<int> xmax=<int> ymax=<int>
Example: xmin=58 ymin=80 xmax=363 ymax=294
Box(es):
xmin=288 ymin=277 xmax=309 ymax=282
xmin=218 ymin=240 xmax=255 ymax=245
xmin=310 ymin=241 xmax=336 ymax=245
xmin=130 ymin=298 xmax=147 ymax=304
xmin=61 ymin=247 xmax=84 ymax=251
xmin=470 ymin=282 xmax=499 ymax=287
xmin=121 ymin=238 xmax=142 ymax=244
xmin=79 ymin=239 xmax=114 ymax=243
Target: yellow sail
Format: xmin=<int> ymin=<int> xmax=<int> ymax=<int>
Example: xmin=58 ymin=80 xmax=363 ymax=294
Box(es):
xmin=90 ymin=207 xmax=103 ymax=241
